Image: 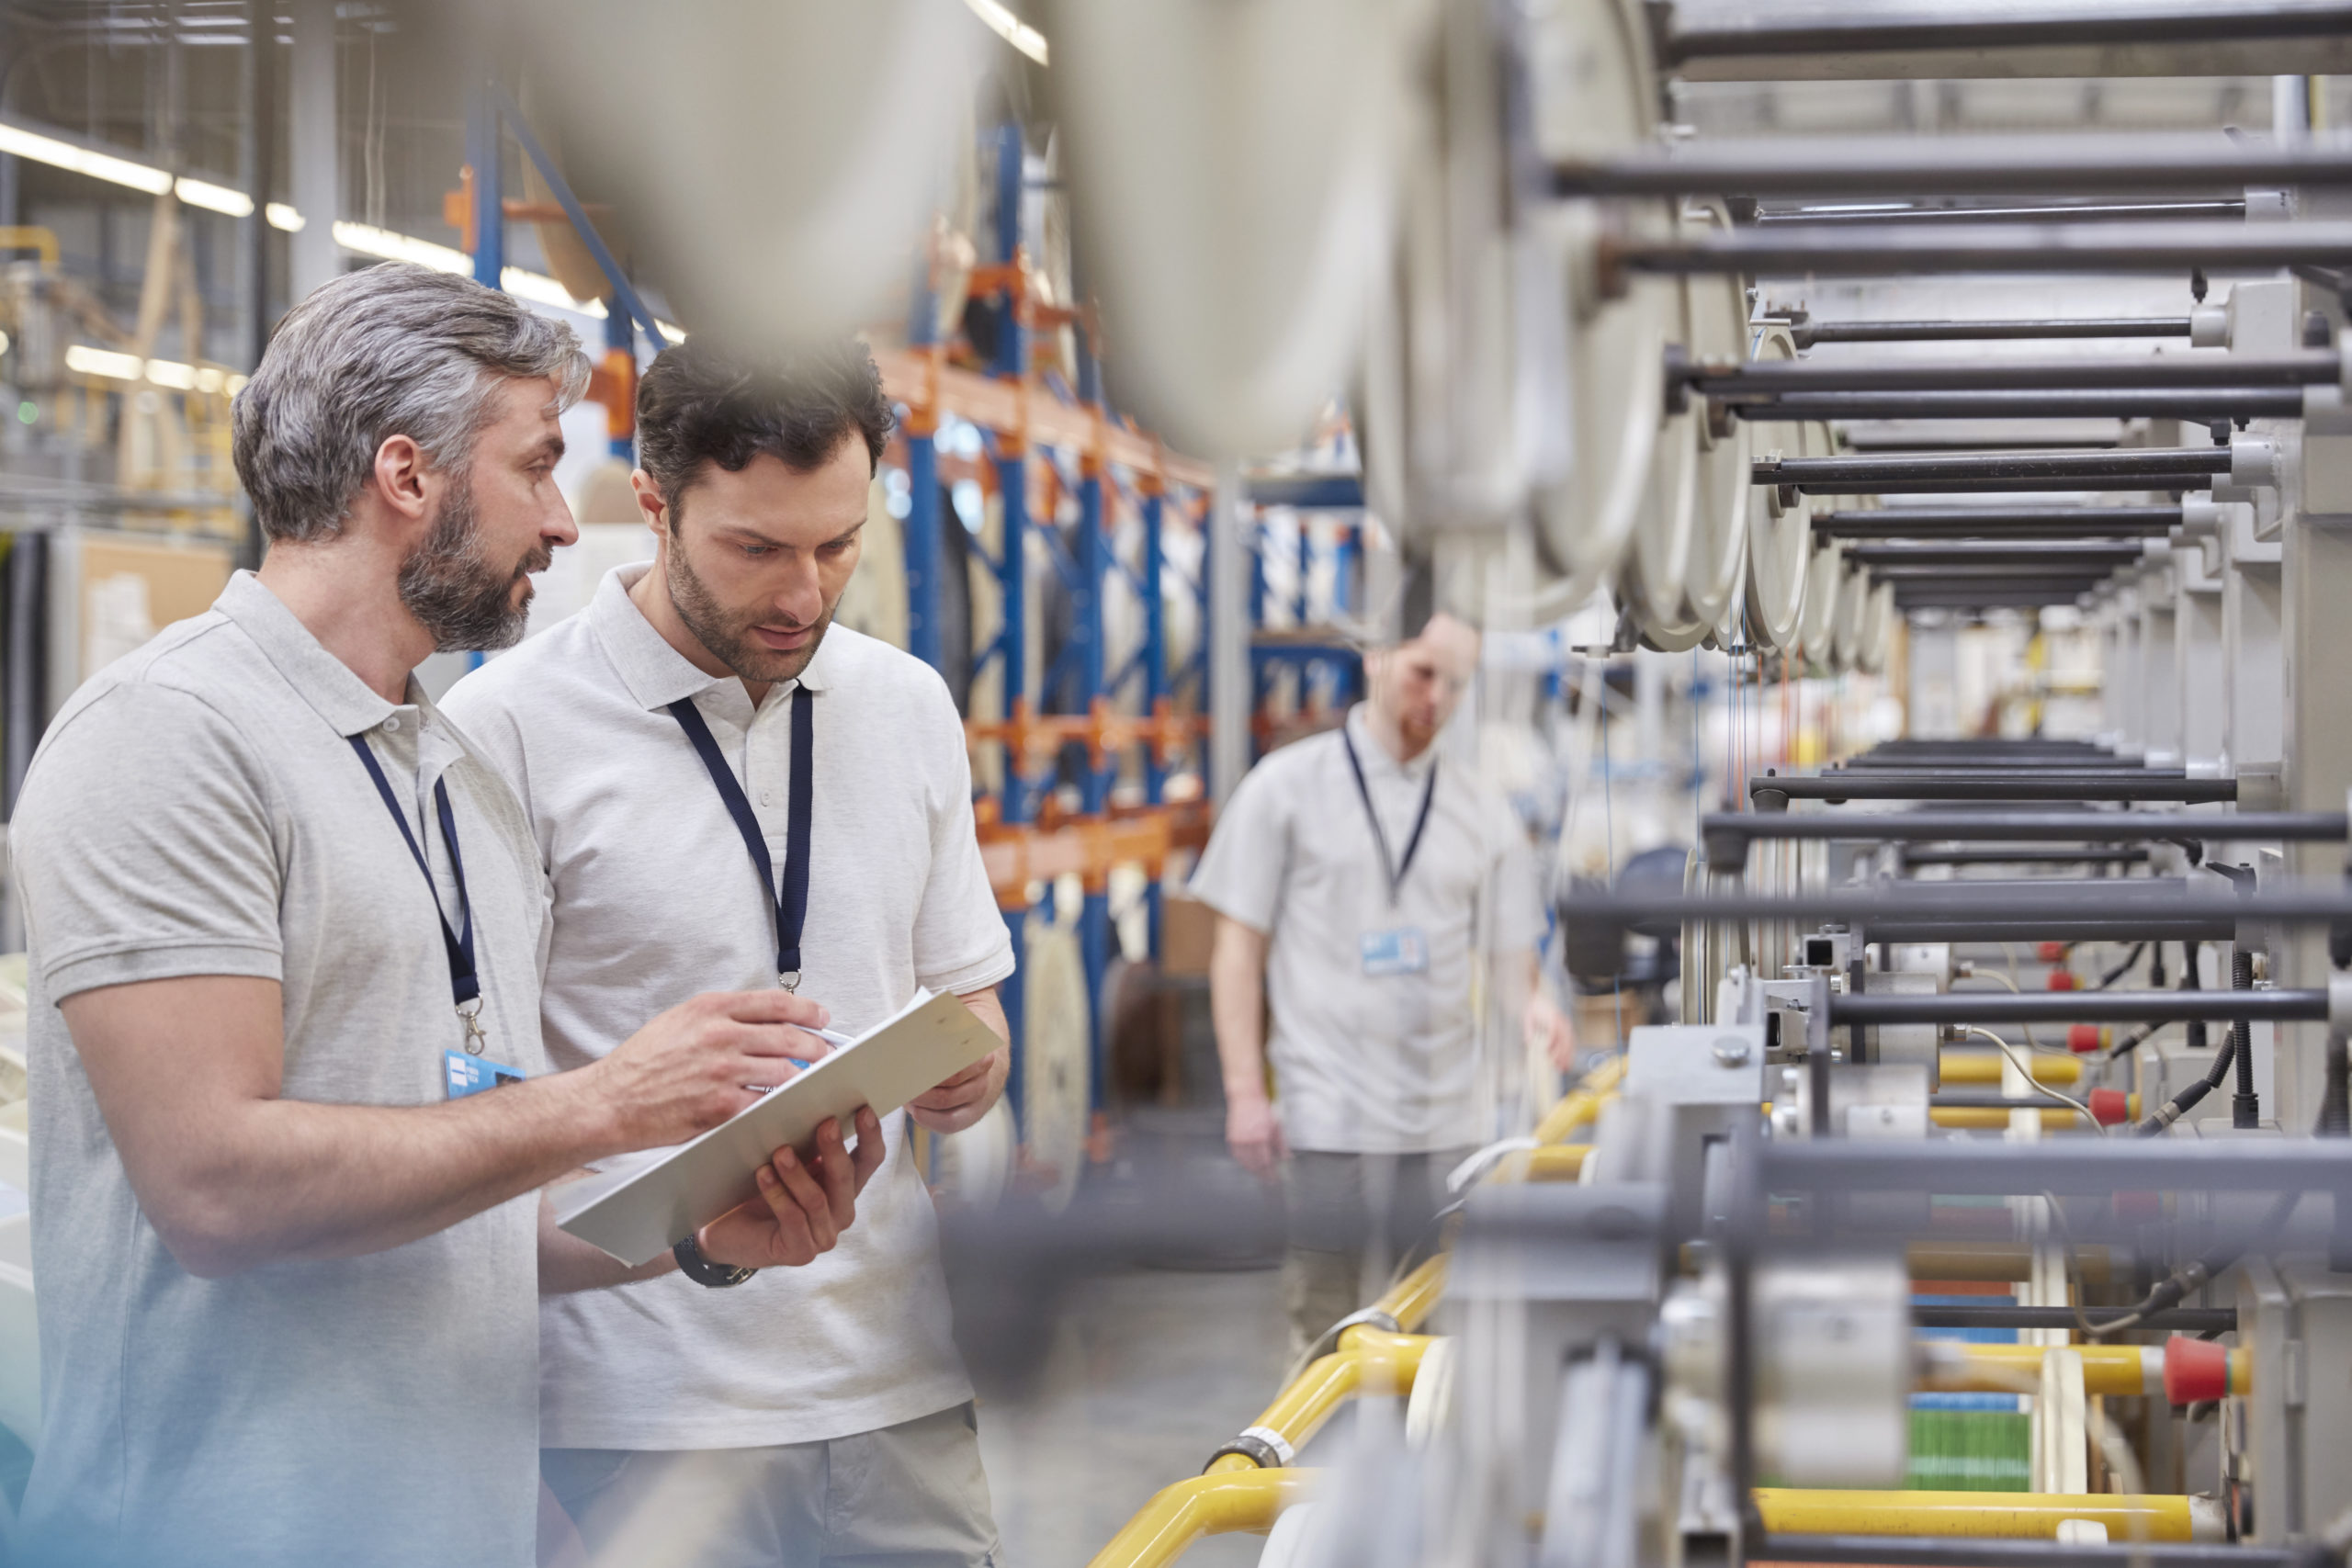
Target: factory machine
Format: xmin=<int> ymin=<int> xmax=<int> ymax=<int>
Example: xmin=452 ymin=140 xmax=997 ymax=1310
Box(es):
xmin=1049 ymin=1 xmax=2352 ymax=1565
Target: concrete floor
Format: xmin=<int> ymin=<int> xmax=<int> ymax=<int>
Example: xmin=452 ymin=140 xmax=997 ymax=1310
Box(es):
xmin=976 ymin=1262 xmax=1292 ymax=1568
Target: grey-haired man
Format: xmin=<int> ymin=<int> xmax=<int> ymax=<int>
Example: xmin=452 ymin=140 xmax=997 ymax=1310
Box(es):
xmin=7 ymin=263 xmax=878 ymax=1568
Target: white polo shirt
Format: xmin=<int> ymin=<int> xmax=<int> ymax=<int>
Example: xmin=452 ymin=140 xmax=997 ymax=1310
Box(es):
xmin=1187 ymin=706 xmax=1544 ymax=1154
xmin=443 ymin=564 xmax=1015 ymax=1450
xmin=10 ymin=572 xmax=550 ymax=1567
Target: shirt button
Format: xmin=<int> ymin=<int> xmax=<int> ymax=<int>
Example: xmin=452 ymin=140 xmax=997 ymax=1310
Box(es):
xmin=381 ymin=716 xmax=401 ymax=732
xmin=761 ymin=791 xmax=774 ymax=806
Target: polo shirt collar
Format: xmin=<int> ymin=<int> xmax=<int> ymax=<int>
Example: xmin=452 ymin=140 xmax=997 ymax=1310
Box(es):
xmin=1345 ymin=703 xmax=1436 ymax=781
xmin=216 ymin=570 xmax=412 ymax=739
xmin=590 ymin=561 xmax=832 ymax=714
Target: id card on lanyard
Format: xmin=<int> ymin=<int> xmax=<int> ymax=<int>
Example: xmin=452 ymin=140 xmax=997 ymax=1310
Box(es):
xmin=348 ymin=733 xmax=526 ymax=1095
xmin=1340 ymin=720 xmax=1438 ymax=979
xmin=666 ymin=685 xmax=814 ymax=991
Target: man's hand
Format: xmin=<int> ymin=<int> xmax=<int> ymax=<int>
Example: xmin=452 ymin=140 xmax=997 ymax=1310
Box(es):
xmin=698 ymin=1108 xmax=887 ymax=1269
xmin=1226 ymin=1094 xmax=1286 ymax=1180
xmin=1527 ymin=988 xmax=1577 ymax=1073
xmin=580 ymin=990 xmax=835 ymax=1152
xmin=909 ymin=1047 xmax=1008 ymax=1134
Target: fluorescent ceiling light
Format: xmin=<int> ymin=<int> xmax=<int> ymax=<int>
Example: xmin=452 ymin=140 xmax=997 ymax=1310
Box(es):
xmin=174 ymin=176 xmax=252 ymax=218
xmin=64 ymin=343 xmax=244 ymax=395
xmin=963 ymin=0 xmax=1047 ymax=64
xmin=265 ymin=202 xmax=304 ymax=231
xmin=0 ymin=122 xmax=173 ymax=196
xmin=332 ymin=220 xmax=471 ymax=274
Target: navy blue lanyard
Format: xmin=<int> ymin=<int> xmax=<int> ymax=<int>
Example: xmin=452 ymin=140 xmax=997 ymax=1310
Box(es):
xmin=346 ymin=733 xmax=485 ymax=1048
xmin=1340 ymin=721 xmax=1438 ymax=907
xmin=666 ymin=685 xmax=814 ymax=989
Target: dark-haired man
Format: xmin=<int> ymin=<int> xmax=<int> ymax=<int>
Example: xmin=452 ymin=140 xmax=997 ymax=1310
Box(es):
xmin=444 ymin=336 xmax=1012 ymax=1567
xmin=7 ymin=265 xmax=875 ymax=1568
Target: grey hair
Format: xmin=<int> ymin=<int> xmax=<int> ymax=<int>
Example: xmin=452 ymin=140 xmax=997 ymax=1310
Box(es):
xmin=232 ymin=262 xmax=593 ymax=545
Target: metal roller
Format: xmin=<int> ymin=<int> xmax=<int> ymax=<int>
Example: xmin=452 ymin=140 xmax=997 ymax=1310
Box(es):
xmin=1742 ymin=327 xmax=1815 ymax=651
xmin=1798 ymin=522 xmax=1844 ymax=668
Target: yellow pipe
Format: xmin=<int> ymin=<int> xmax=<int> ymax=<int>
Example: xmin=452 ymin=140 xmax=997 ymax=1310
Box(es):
xmin=1374 ymin=1254 xmax=1448 ymax=1335
xmin=1204 ymin=1330 xmax=1434 ymax=1476
xmin=1534 ymin=1057 xmax=1626 ymax=1144
xmin=1932 ymin=1106 xmax=2108 ymax=1132
xmin=1522 ymin=1144 xmax=1590 ymax=1181
xmin=1922 ymin=1342 xmax=2157 ymax=1398
xmin=0 ymin=226 xmax=59 ymax=271
xmin=1084 ymin=1469 xmax=1314 ymax=1568
xmin=1940 ymin=1050 xmax=2080 ymax=1087
xmin=1754 ymin=1490 xmax=2213 ymax=1542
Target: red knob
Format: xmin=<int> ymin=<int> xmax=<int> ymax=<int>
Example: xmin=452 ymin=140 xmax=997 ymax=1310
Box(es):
xmin=2088 ymin=1089 xmax=2131 ymax=1126
xmin=2165 ymin=1336 xmax=2231 ymax=1404
xmin=2068 ymin=1024 xmax=2106 ymax=1054
xmin=2047 ymin=971 xmax=2077 ymax=991
xmin=2037 ymin=942 xmax=2068 ymax=963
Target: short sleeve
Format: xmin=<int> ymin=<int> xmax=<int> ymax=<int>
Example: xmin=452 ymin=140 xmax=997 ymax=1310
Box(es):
xmin=1487 ymin=796 xmax=1545 ymax=956
xmin=910 ymin=680 xmax=1017 ymax=996
xmin=12 ymin=683 xmax=284 ymax=1001
xmin=1187 ymin=759 xmax=1291 ymax=934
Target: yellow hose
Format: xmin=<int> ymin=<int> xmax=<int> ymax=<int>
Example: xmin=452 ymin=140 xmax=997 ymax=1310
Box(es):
xmin=1931 ymin=1106 xmax=2120 ymax=1132
xmin=1907 ymin=1242 xmax=2117 ymax=1286
xmin=1521 ymin=1144 xmax=1591 ymax=1181
xmin=1084 ymin=1469 xmax=1314 ymax=1568
xmin=1940 ymin=1050 xmax=2080 ymax=1087
xmin=1754 ymin=1490 xmax=2213 ymax=1541
xmin=1374 ymin=1255 xmax=1447 ymax=1334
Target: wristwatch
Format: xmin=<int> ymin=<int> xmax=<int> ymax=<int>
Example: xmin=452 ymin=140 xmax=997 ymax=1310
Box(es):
xmin=673 ymin=1234 xmax=757 ymax=1288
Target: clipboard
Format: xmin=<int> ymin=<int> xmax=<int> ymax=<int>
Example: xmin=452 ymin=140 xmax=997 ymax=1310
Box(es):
xmin=554 ymin=987 xmax=1001 ymax=1266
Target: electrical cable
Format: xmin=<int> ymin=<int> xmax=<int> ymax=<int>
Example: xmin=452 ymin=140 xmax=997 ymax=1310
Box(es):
xmin=2230 ymin=947 xmax=2259 ymax=1129
xmin=2094 ymin=942 xmax=2147 ymax=990
xmin=2180 ymin=942 xmax=2208 ymax=1054
xmin=2132 ymin=1032 xmax=2237 ymax=1134
xmin=1962 ymin=1025 xmax=2103 ymax=1131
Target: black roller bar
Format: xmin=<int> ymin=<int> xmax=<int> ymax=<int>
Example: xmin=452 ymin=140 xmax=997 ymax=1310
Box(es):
xmin=1554 ymin=132 xmax=2352 ymax=197
xmin=1759 ymin=1136 xmax=2352 ymax=1198
xmin=1712 ymin=809 xmax=2337 ymax=838
xmin=1894 ymin=590 xmax=2099 ymax=609
xmin=1561 ymin=885 xmax=2352 ymax=926
xmin=1608 ymin=221 xmax=2352 ymax=279
xmin=1651 ymin=1 xmax=2352 ymax=70
xmin=1790 ymin=316 xmax=2193 ymax=345
xmin=1813 ymin=506 xmax=2182 ymax=539
xmin=1872 ymin=917 xmax=2233 ymax=942
xmin=1848 ymin=541 xmax=2149 ymax=568
xmin=1764 ymin=203 xmax=2245 ymax=231
xmin=1704 ymin=355 xmax=2330 ymax=394
xmin=1755 ymin=1533 xmax=2300 ymax=1568
xmin=1833 ymin=988 xmax=2324 ymax=1025
xmin=1754 ymin=775 xmax=2235 ymax=803
xmin=1897 ymin=847 xmax=2149 ymax=865
xmin=1911 ymin=1307 xmax=2238 ymax=1335
xmin=1836 ymin=753 xmax=2171 ymax=769
xmin=1730 ymin=389 xmax=2302 ymax=422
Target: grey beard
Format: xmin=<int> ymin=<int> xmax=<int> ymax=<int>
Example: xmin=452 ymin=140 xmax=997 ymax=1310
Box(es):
xmin=396 ymin=479 xmax=542 ymax=653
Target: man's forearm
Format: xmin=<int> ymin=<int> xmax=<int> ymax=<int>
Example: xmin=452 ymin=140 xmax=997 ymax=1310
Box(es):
xmin=1210 ymin=942 xmax=1270 ymax=1105
xmin=164 ymin=1071 xmax=627 ymax=1277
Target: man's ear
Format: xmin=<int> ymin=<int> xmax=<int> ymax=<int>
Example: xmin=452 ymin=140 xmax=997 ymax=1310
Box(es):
xmin=629 ymin=468 xmax=668 ymax=542
xmin=365 ymin=434 xmax=436 ymax=547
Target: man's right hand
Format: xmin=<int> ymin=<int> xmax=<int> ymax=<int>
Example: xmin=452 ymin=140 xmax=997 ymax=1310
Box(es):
xmin=583 ymin=990 xmax=835 ymax=1151
xmin=1226 ymin=1095 xmax=1287 ymax=1180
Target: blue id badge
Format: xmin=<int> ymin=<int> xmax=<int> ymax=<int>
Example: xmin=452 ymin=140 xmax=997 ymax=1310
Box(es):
xmin=1360 ymin=926 xmax=1430 ymax=977
xmin=446 ymin=1049 xmax=527 ymax=1100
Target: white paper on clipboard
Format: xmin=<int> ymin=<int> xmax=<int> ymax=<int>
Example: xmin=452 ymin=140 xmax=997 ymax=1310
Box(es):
xmin=554 ymin=987 xmax=1001 ymax=1266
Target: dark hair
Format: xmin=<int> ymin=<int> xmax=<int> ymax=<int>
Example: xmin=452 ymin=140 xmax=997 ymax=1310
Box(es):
xmin=635 ymin=335 xmax=894 ymax=524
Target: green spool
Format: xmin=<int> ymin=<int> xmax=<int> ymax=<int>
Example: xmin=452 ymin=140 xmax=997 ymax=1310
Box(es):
xmin=1906 ymin=1410 xmax=2032 ymax=1493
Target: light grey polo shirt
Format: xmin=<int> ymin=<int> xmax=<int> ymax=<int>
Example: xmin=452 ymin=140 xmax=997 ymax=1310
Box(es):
xmin=8 ymin=571 xmax=551 ymax=1568
xmin=1188 ymin=705 xmax=1544 ymax=1154
xmin=443 ymin=563 xmax=1014 ymax=1450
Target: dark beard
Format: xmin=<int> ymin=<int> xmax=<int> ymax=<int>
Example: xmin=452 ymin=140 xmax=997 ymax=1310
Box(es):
xmin=666 ymin=534 xmax=832 ymax=686
xmin=396 ymin=479 xmax=550 ymax=653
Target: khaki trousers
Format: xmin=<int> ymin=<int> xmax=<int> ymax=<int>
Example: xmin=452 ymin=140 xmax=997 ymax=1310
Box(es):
xmin=542 ymin=1403 xmax=999 ymax=1568
xmin=1279 ymin=1148 xmax=1472 ymax=1360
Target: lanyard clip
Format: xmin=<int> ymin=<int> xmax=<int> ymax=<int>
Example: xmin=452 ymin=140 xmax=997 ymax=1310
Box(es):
xmin=455 ymin=997 xmax=488 ymax=1056
xmin=778 ymin=971 xmax=801 ymax=993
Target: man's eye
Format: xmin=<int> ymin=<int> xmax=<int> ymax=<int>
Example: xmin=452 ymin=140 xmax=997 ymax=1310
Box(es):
xmin=741 ymin=544 xmax=774 ymax=558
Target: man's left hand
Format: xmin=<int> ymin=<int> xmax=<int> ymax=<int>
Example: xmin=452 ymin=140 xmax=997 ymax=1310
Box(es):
xmin=909 ymin=1046 xmax=1009 ymax=1134
xmin=1527 ymin=990 xmax=1577 ymax=1073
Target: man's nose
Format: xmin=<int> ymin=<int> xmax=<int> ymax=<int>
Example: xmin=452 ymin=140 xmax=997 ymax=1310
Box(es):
xmin=774 ymin=558 xmax=823 ymax=625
